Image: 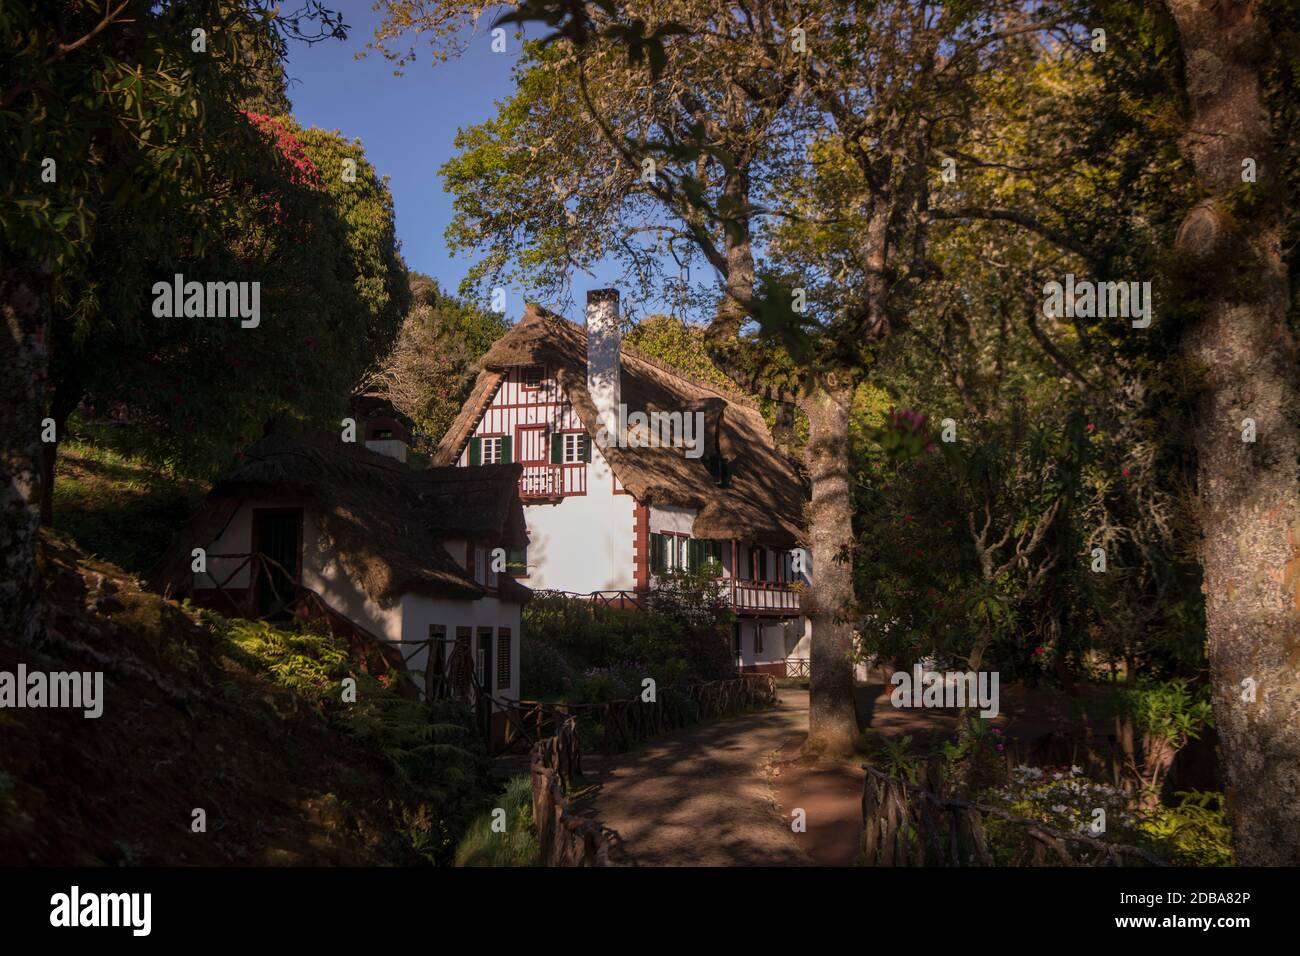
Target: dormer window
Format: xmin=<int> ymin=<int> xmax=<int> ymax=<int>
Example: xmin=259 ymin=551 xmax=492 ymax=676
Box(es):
xmin=705 ymin=454 xmax=730 ymax=487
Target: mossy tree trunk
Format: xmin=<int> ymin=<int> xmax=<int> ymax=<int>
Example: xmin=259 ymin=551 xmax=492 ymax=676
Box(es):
xmin=1167 ymin=0 xmax=1300 ymax=864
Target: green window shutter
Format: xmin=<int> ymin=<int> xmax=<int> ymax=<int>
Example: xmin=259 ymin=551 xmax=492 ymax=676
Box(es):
xmin=687 ymin=538 xmax=703 ymax=569
xmin=650 ymin=533 xmax=666 ymax=573
xmin=499 ymin=435 xmax=513 ymax=464
xmin=467 ymin=437 xmax=481 ymax=466
xmin=550 ymin=432 xmax=564 ymax=464
xmin=581 ymin=433 xmax=592 ymax=463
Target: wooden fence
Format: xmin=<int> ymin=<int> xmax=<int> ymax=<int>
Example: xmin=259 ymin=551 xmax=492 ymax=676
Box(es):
xmin=860 ymin=765 xmax=1167 ymax=866
xmin=530 ymin=717 xmax=615 ymax=866
xmin=506 ymin=673 xmax=778 ymax=755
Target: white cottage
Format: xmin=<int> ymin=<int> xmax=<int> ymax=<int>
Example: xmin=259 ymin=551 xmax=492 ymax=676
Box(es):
xmin=434 ymin=290 xmax=813 ymax=676
xmin=156 ymin=427 xmax=530 ymax=745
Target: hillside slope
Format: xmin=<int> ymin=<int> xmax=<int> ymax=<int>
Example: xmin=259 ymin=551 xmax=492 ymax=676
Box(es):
xmin=0 ymin=531 xmax=483 ymax=866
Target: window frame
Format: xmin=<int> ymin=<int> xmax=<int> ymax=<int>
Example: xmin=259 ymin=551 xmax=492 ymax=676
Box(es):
xmin=521 ymin=365 xmax=545 ymax=390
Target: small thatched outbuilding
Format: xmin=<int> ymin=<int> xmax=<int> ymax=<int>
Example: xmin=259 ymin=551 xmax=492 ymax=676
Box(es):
xmin=156 ymin=425 xmax=530 ymax=743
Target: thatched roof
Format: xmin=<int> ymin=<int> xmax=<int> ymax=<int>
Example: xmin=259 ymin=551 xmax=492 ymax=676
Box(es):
xmin=156 ymin=428 xmax=530 ymax=606
xmin=434 ymin=305 xmax=808 ymax=546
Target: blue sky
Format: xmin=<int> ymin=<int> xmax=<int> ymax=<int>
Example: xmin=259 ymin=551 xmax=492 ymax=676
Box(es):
xmin=283 ymin=1 xmax=635 ymax=319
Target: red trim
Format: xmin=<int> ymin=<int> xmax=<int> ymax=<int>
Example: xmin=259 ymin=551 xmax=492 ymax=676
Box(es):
xmin=515 ymin=422 xmax=548 ymax=465
xmin=483 ymin=401 xmax=569 ymax=412
xmin=633 ymin=500 xmax=650 ymax=592
xmin=731 ymin=539 xmax=738 ymax=606
xmin=519 ymin=365 xmax=545 ymax=390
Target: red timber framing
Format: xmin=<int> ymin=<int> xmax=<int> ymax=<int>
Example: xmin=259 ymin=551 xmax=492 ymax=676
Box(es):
xmin=633 ymin=500 xmax=650 ymax=593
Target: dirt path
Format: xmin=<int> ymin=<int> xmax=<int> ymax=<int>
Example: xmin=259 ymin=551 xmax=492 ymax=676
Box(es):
xmin=573 ymin=688 xmax=813 ymax=866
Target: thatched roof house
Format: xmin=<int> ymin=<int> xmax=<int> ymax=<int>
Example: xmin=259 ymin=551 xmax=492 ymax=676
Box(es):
xmin=434 ymin=303 xmax=808 ymax=547
xmin=158 ymin=427 xmax=529 ymax=606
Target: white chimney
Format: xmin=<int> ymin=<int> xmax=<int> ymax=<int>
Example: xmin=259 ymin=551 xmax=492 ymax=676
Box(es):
xmin=586 ymin=288 xmax=621 ymax=437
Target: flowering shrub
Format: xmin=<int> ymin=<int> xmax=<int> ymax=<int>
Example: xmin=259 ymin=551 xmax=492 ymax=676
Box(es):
xmin=240 ymin=110 xmax=323 ymax=189
xmin=981 ymin=765 xmax=1232 ymax=865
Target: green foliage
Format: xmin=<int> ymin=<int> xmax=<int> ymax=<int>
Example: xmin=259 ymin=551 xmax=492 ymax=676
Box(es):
xmin=872 ymin=734 xmax=922 ymax=785
xmin=210 ymin=613 xmax=493 ymax=864
xmin=1137 ymin=791 xmax=1235 ymax=867
xmin=361 ymin=273 xmax=507 ymax=445
xmin=983 ymin=767 xmax=1232 ymax=866
xmin=624 ymin=315 xmax=737 ymax=392
xmin=521 ymin=577 xmax=735 ymax=702
xmin=1121 ymin=678 xmax=1214 ymax=752
xmin=454 ymin=775 xmax=540 ymax=867
xmin=62 ymin=112 xmax=408 ymax=478
xmin=51 ymin=434 xmax=204 ymax=574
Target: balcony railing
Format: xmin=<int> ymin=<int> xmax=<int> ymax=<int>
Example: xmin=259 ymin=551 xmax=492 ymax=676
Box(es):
xmin=731 ymin=578 xmax=801 ymax=614
xmin=519 ymin=463 xmax=586 ymax=499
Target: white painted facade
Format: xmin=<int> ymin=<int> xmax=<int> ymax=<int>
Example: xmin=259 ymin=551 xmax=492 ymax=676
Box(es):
xmin=458 ymin=363 xmax=814 ymax=675
xmin=192 ymin=499 xmax=521 ymax=699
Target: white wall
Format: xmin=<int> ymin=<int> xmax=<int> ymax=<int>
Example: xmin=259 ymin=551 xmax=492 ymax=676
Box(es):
xmin=649 ymin=504 xmax=694 ymax=536
xmin=520 ymin=445 xmax=636 ymax=591
xmin=734 ymin=617 xmax=807 ymax=668
xmin=300 ymin=506 xmax=403 ymax=642
xmin=399 ymin=594 xmax=522 ymax=704
xmin=364 ymin=439 xmax=407 ymax=463
xmin=194 ymin=498 xmax=268 ymax=590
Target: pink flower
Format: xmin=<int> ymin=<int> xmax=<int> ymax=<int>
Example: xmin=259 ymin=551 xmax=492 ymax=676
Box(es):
xmin=1086 ymin=423 xmax=1095 ymax=433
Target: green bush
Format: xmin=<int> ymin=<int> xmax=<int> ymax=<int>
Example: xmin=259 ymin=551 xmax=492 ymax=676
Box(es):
xmin=521 ymin=572 xmax=735 ymax=702
xmin=209 ymin=612 xmax=494 ymax=864
xmin=981 ymin=766 xmax=1233 ymax=866
xmin=454 ymin=775 xmax=540 ymax=867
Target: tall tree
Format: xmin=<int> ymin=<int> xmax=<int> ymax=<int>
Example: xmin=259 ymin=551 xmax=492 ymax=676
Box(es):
xmin=0 ymin=1 xmax=344 ymax=643
xmin=358 ymin=273 xmax=507 ymax=444
xmin=1162 ymin=0 xmax=1300 ymax=864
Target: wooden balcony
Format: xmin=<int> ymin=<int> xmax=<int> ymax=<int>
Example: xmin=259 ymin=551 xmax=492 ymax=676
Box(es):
xmin=518 ymin=463 xmax=586 ymax=500
xmin=730 ymin=578 xmax=801 ymax=616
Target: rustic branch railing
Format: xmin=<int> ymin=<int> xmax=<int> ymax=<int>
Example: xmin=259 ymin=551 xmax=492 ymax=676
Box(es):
xmin=860 ymin=765 xmax=1168 ymax=867
xmin=530 ymin=718 xmax=614 ymax=866
xmin=508 ymin=673 xmax=777 ymax=756
xmin=784 ymin=658 xmax=810 ymax=679
xmin=530 ymin=589 xmax=645 ymax=609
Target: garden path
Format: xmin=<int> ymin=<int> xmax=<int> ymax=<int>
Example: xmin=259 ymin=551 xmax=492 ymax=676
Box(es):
xmin=571 ymin=687 xmax=814 ymax=866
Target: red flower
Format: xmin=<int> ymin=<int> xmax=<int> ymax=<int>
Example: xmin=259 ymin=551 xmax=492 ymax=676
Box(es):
xmin=1122 ymin=467 xmax=1131 ymax=477
xmin=1033 ymin=646 xmax=1046 ymax=657
xmin=1086 ymin=423 xmax=1095 ymax=433
xmin=903 ymin=514 xmax=913 ymax=522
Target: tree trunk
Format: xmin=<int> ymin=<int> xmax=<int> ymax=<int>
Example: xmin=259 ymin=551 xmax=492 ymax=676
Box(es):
xmin=38 ymin=381 xmax=80 ymax=526
xmin=802 ymin=379 xmax=859 ymax=754
xmin=1 ymin=264 xmax=49 ymax=645
xmin=1168 ymin=0 xmax=1300 ymax=864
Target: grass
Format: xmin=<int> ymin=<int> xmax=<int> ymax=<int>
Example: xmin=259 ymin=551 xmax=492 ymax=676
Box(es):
xmin=454 ymin=775 xmax=541 ymax=867
xmin=52 ymin=437 xmax=205 ymax=574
